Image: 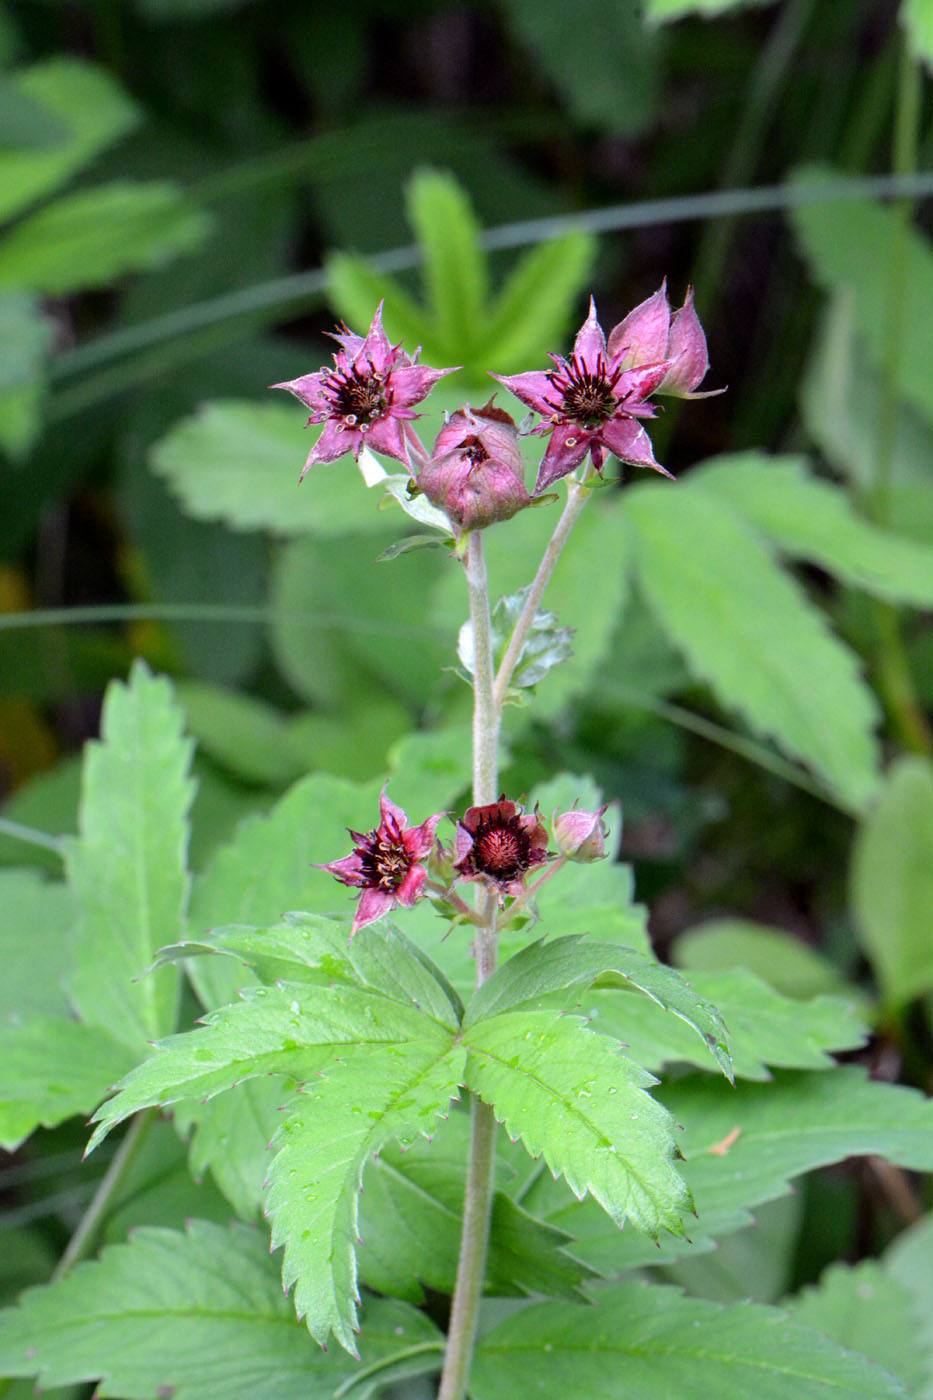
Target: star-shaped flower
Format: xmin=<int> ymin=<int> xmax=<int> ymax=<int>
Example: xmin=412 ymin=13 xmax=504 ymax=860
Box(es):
xmin=318 ymin=789 xmax=443 ymax=937
xmin=272 ymin=302 xmax=457 ymax=479
xmin=453 ymin=797 xmax=550 ymax=898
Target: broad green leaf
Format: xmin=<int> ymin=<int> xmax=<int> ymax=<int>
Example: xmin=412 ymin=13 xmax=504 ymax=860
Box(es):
xmin=791 ymin=166 xmax=933 ymax=426
xmin=471 ymin=1278 xmax=909 ymax=1400
xmin=66 ymin=662 xmax=194 ymax=1049
xmin=528 ymin=1067 xmax=933 ymax=1274
xmin=466 ymin=935 xmax=732 ymax=1078
xmin=0 ymin=59 xmax=138 ymax=222
xmin=0 ymin=290 xmax=52 ymax=457
xmin=0 ymin=75 xmax=68 ymax=149
xmin=885 ymin=1215 xmax=933 ymax=1395
xmin=0 ymin=181 xmax=210 ymax=293
xmin=788 ymin=1262 xmax=928 ymax=1396
xmin=150 ymin=400 xmax=389 ymax=537
xmin=160 ymin=918 xmax=463 ymax=1030
xmin=173 ymin=1076 xmax=285 ymax=1220
xmin=88 ymin=979 xmax=449 ymax=1152
xmin=660 ymin=1192 xmax=802 ymax=1305
xmin=359 ymin=1116 xmax=596 ymax=1302
xmin=271 ymin=531 xmax=449 ymax=709
xmin=176 ymin=680 xmax=307 ymax=785
xmin=645 ymin=0 xmax=772 ymax=16
xmin=0 ymin=868 xmax=74 ymax=1025
xmin=582 ymin=968 xmax=866 ymax=1081
xmin=0 ymin=1017 xmax=136 ymax=1150
xmin=0 ymin=1220 xmax=443 ymax=1400
xmin=673 ymin=918 xmax=855 ymax=1001
xmin=625 ymin=479 xmax=880 ymax=811
xmin=695 ymin=454 xmax=933 ymax=608
xmin=266 ymin=1038 xmax=464 ymax=1350
xmin=464 ymin=1010 xmax=690 ymax=1238
xmin=903 ymin=0 xmax=933 ymax=67
xmin=286 ymin=693 xmax=412 ymax=784
xmin=405 ymin=168 xmax=487 ymax=353
xmin=476 ymin=233 xmax=596 ymax=374
xmin=500 ymin=0 xmax=658 ymax=134
xmin=850 ymin=756 xmax=933 ymax=1008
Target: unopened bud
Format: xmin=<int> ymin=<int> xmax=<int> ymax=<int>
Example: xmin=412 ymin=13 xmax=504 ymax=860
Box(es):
xmin=417 ymin=399 xmax=531 ymax=534
xmin=552 ymin=803 xmax=610 ymax=862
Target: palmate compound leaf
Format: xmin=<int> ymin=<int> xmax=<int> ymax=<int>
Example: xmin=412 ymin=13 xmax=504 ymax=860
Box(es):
xmin=87 ymin=979 xmax=456 ymax=1154
xmin=465 ymin=935 xmax=732 ymax=1079
xmin=470 ymin=1278 xmax=910 ymax=1400
xmin=65 ymin=660 xmax=195 ymax=1050
xmin=525 ymin=1066 xmax=933 ymax=1275
xmin=462 ymin=1011 xmax=691 ymax=1240
xmin=266 ymin=1036 xmax=466 ymax=1352
xmin=624 ymin=477 xmax=881 ymax=812
xmin=0 ymin=1219 xmax=443 ymax=1400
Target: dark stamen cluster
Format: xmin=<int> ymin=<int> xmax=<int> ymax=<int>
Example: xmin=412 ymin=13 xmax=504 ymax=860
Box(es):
xmin=546 ymin=354 xmax=623 ymax=428
xmin=461 ymin=434 xmax=490 ymax=467
xmin=472 ymin=819 xmax=528 ymax=881
xmin=454 ymin=797 xmax=549 ymax=895
xmin=327 ymin=363 xmax=389 ymax=426
xmin=356 ymin=834 xmax=410 ymax=892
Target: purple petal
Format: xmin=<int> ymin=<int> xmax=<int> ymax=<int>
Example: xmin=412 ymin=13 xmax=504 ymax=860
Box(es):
xmin=660 ymin=288 xmax=710 ymax=395
xmin=600 ymin=419 xmax=674 ymax=478
xmin=389 ymin=363 xmax=458 ymax=409
xmin=299 ymin=422 xmax=361 ymax=478
xmin=404 ymin=812 xmax=443 ymax=859
xmin=365 ymin=414 xmax=413 ymax=467
xmin=318 ymin=852 xmax=365 ymax=887
xmin=571 ymin=297 xmax=608 ymax=369
xmin=271 ymin=372 xmax=329 ymax=411
xmin=617 ymin=359 xmax=676 ymax=404
xmin=357 ymin=301 xmax=393 ymax=373
xmin=378 ymin=788 xmax=409 ymax=833
xmin=533 ymin=426 xmax=592 ymax=493
xmin=488 ymin=370 xmax=555 ymax=416
xmin=607 ymin=281 xmax=671 ymax=366
xmin=396 ymin=864 xmax=428 ymax=907
xmin=351 ymin=886 xmax=396 ymax=935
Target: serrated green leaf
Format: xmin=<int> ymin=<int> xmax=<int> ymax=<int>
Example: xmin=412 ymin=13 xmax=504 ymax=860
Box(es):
xmin=885 ymin=1215 xmax=933 ymax=1397
xmin=267 ymin=1038 xmax=464 ymax=1351
xmin=459 ymin=586 xmax=576 ymax=692
xmin=174 ymin=1076 xmax=284 ymax=1220
xmin=0 ymin=1017 xmax=136 ymax=1150
xmin=625 ymin=479 xmax=881 ymax=811
xmin=466 ymin=936 xmax=732 ymax=1078
xmin=499 ymin=0 xmax=658 ymax=134
xmin=791 ymin=166 xmax=933 ymax=426
xmin=65 ymin=662 xmax=194 ymax=1049
xmin=476 ymin=233 xmax=596 ymax=374
xmin=464 ymin=1010 xmax=690 ymax=1238
xmin=0 ymin=1220 xmax=443 ymax=1399
xmin=673 ymin=918 xmax=855 ymax=1001
xmin=360 ymin=1119 xmax=597 ymax=1302
xmin=150 ymin=400 xmax=392 ymax=537
xmin=471 ymin=1278 xmax=910 ymax=1400
xmin=176 ymin=680 xmax=307 ymax=786
xmin=583 ymin=968 xmax=866 ymax=1081
xmin=850 ymin=756 xmax=933 ymax=1008
xmin=405 ymin=168 xmax=487 ymax=353
xmin=695 ymin=455 xmax=933 ymax=608
xmin=0 ymin=59 xmax=139 ymax=222
xmin=88 ymin=979 xmax=449 ymax=1153
xmin=0 ymin=75 xmax=69 ymax=149
xmin=788 ymin=1261 xmax=928 ymax=1396
xmin=0 ymin=869 xmax=74 ymax=1025
xmin=0 ymin=181 xmax=210 ymax=293
xmin=528 ymin=1067 xmax=933 ymax=1275
xmin=903 ymin=0 xmax=933 ymax=66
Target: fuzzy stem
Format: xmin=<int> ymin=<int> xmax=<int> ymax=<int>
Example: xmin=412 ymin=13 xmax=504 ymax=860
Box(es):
xmin=496 ymin=856 xmax=567 ymax=930
xmin=493 ymin=475 xmax=593 ymax=712
xmin=465 ymin=531 xmax=500 ymax=807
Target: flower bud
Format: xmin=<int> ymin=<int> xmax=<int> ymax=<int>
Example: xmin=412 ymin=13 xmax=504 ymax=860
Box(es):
xmin=608 ymin=285 xmax=721 ymax=400
xmin=552 ymin=803 xmax=610 ymax=862
xmin=417 ymin=399 xmax=531 ymax=534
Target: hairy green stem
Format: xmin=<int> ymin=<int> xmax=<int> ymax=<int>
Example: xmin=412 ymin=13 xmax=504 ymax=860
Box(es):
xmin=0 ymin=817 xmax=64 ymax=855
xmin=493 ymin=475 xmax=593 ymax=711
xmin=53 ymin=1109 xmax=156 ymax=1281
xmin=465 ymin=532 xmax=500 ymax=807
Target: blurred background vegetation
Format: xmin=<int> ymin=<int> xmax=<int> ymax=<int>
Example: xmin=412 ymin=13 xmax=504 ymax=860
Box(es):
xmin=1 ymin=0 xmax=932 ymax=1315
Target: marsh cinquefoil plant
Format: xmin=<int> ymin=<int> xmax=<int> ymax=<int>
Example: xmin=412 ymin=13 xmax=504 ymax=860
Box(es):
xmin=1 ymin=292 xmax=931 ymax=1400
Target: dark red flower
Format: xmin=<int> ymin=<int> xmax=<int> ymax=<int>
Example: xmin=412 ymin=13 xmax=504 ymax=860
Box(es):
xmin=318 ymin=789 xmax=443 ymax=937
xmin=453 ymin=798 xmax=550 ymax=897
xmin=272 ymin=302 xmax=457 ymax=479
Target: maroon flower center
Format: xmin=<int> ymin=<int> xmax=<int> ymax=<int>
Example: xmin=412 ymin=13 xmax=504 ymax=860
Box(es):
xmin=546 ymin=354 xmax=623 ymax=429
xmin=327 ymin=363 xmax=389 ymax=427
xmin=359 ymin=836 xmax=411 ymax=892
xmin=461 ymin=434 xmax=490 ymax=467
xmin=472 ymin=820 xmax=529 ymax=881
